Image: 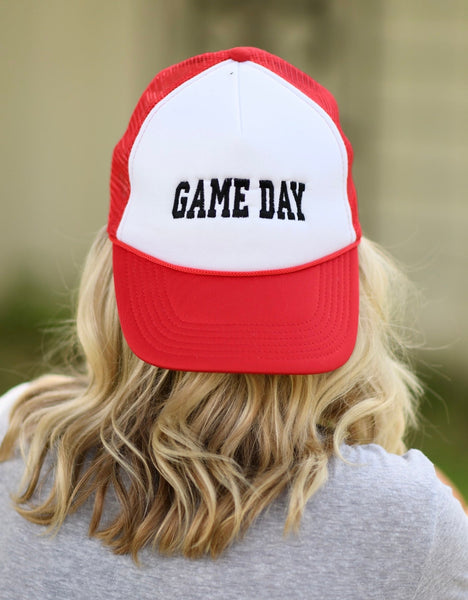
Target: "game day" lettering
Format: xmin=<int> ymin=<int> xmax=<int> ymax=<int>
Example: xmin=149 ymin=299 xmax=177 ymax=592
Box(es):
xmin=172 ymin=178 xmax=306 ymax=221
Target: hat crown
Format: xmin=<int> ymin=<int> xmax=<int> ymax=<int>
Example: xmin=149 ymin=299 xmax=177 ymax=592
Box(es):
xmin=108 ymin=48 xmax=360 ymax=374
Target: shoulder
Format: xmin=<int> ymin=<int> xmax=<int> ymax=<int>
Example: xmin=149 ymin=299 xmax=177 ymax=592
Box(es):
xmin=0 ymin=382 xmax=30 ymax=443
xmin=336 ymin=442 xmax=439 ymax=490
xmin=318 ymin=444 xmax=468 ymax=598
xmin=327 ymin=443 xmax=464 ymax=521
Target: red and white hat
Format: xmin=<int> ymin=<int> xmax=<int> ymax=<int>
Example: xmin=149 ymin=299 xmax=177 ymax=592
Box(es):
xmin=108 ymin=47 xmax=361 ymax=374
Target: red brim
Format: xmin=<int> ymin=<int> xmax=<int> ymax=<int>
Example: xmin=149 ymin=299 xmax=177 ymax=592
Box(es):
xmin=112 ymin=244 xmax=359 ymax=374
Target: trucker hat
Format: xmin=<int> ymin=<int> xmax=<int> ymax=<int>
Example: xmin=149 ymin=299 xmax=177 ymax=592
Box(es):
xmin=107 ymin=47 xmax=361 ymax=374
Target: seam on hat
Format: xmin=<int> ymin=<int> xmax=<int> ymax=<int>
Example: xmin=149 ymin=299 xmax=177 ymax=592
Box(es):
xmin=111 ymin=234 xmax=360 ymax=276
xmin=235 ymin=62 xmax=243 ymax=134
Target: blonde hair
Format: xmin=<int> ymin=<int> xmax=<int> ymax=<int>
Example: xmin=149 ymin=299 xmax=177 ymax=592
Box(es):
xmin=0 ymin=227 xmax=421 ymax=559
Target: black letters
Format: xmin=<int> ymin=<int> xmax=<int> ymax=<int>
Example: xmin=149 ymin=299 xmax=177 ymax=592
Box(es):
xmin=172 ymin=181 xmax=190 ymax=218
xmin=186 ymin=180 xmax=206 ymax=219
xmin=290 ymin=181 xmax=306 ymax=221
xmin=208 ymin=178 xmax=232 ymax=218
xmin=172 ymin=179 xmax=306 ymax=221
xmin=233 ymin=178 xmax=250 ymax=218
xmin=259 ymin=180 xmax=275 ymax=219
xmin=277 ymin=181 xmax=295 ymax=220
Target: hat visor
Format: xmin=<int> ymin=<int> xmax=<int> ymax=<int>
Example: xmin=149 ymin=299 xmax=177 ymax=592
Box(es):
xmin=112 ymin=244 xmax=359 ymax=374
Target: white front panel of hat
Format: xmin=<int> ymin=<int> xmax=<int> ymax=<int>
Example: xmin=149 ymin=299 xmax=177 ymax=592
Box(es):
xmin=117 ymin=60 xmax=356 ymax=271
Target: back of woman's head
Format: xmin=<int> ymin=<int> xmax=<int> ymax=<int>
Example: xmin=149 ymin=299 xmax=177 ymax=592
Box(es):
xmin=0 ymin=48 xmax=422 ymax=560
xmin=0 ymin=226 xmax=421 ymax=559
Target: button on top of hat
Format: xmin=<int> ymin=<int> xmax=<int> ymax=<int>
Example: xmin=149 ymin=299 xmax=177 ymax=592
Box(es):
xmin=229 ymin=47 xmax=251 ymax=62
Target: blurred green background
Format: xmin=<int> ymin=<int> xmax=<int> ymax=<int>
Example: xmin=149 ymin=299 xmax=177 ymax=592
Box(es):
xmin=1 ymin=1 xmax=467 ymax=497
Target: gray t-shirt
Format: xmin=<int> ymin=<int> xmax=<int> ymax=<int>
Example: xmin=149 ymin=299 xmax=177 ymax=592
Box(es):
xmin=0 ymin=384 xmax=467 ymax=600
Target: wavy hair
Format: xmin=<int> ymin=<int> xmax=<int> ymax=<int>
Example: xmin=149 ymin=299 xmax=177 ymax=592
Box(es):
xmin=0 ymin=227 xmax=421 ymax=559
